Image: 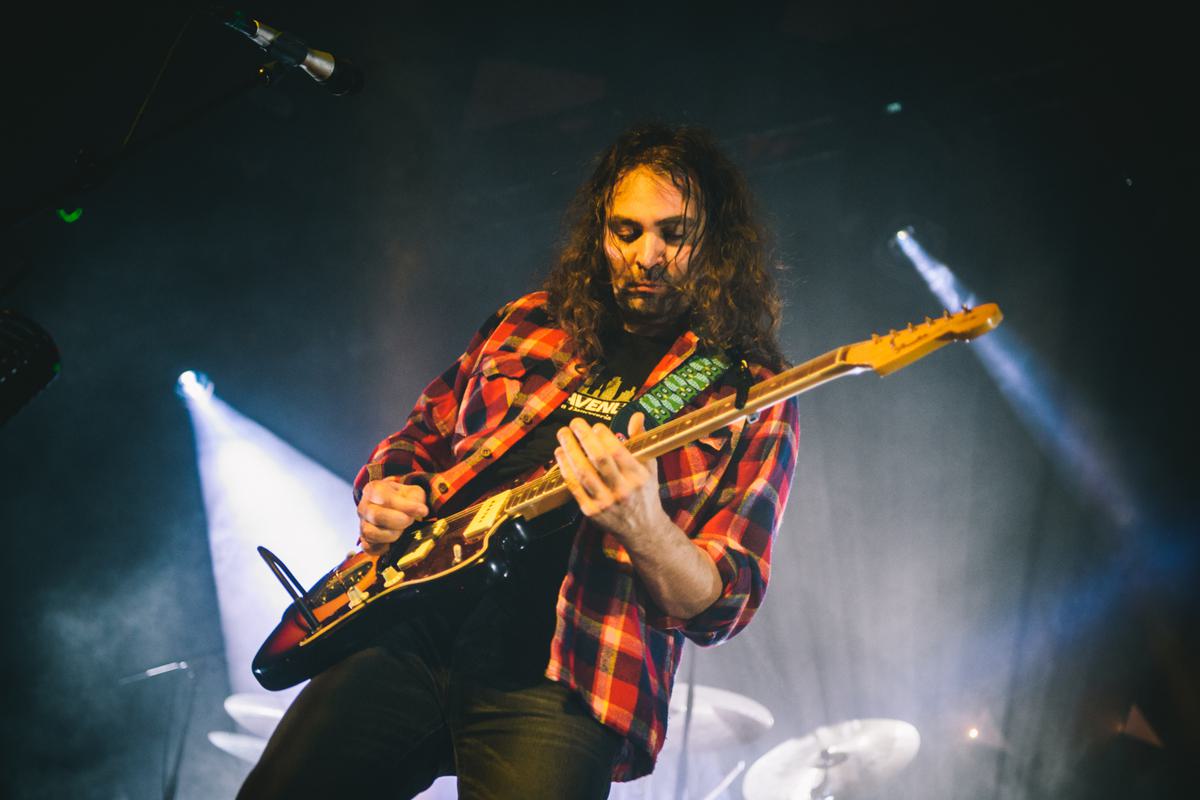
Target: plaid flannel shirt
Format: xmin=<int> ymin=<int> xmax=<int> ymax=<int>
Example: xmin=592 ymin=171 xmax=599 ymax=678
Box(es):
xmin=353 ymin=291 xmax=800 ymax=780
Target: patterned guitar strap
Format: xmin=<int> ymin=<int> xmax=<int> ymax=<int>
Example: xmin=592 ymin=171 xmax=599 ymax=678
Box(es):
xmin=609 ymin=348 xmax=752 ymax=437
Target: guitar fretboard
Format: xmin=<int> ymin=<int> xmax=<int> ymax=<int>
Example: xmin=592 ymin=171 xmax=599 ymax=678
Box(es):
xmin=502 ymin=348 xmax=861 ymax=520
xmin=455 ymin=300 xmax=1004 ymax=526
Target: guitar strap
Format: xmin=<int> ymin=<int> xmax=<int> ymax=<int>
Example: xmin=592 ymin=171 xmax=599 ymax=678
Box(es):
xmin=610 ymin=349 xmax=741 ymax=435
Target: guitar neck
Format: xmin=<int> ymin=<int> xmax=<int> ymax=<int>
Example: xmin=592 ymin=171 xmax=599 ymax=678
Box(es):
xmin=502 ymin=345 xmax=867 ymax=521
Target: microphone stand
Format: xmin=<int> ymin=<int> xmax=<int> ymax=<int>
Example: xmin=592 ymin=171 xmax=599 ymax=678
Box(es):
xmin=7 ymin=6 xmax=367 ymax=234
xmin=3 ymin=65 xmax=279 ymax=233
xmin=118 ymin=659 xmax=199 ymax=800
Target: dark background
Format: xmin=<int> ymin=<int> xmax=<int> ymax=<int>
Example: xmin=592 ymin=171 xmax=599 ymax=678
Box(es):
xmin=2 ymin=2 xmax=1195 ymax=798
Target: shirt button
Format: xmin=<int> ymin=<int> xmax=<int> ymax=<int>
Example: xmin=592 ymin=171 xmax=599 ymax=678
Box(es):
xmin=519 ymin=412 xmax=534 ymax=425
xmin=436 ymin=481 xmax=449 ymax=493
xmin=480 ymin=446 xmax=493 ymax=458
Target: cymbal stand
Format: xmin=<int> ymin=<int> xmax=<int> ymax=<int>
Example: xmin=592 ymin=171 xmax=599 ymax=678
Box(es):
xmin=699 ymin=760 xmax=746 ymax=800
xmin=809 ymin=748 xmax=848 ymax=800
xmin=673 ymin=640 xmax=698 ymax=800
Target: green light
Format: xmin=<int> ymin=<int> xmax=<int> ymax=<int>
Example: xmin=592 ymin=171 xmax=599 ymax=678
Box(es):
xmin=885 ymin=101 xmax=903 ymax=114
xmin=57 ymin=208 xmax=83 ymax=223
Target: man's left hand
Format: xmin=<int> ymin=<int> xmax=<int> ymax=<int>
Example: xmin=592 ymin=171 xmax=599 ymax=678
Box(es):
xmin=554 ymin=412 xmax=667 ymax=542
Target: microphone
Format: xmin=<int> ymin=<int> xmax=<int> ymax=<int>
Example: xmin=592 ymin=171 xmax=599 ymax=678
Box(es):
xmin=219 ymin=9 xmax=364 ymax=96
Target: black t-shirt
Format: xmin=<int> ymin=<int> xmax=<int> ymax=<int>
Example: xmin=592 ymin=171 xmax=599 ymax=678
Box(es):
xmin=447 ymin=325 xmax=679 ymax=681
xmin=488 ymin=325 xmax=678 ymax=484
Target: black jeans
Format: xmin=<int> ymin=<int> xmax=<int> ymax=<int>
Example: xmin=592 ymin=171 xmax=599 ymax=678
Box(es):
xmin=237 ymin=600 xmax=622 ymax=799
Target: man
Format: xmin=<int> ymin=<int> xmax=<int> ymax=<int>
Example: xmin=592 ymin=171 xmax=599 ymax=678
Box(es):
xmin=239 ymin=124 xmax=800 ymax=799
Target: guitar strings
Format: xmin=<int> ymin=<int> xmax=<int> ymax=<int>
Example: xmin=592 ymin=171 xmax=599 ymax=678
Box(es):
xmin=429 ymin=375 xmax=786 ymax=532
xmin=396 ymin=315 xmax=963 ymax=540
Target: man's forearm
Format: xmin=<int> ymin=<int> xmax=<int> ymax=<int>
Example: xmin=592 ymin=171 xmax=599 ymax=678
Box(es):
xmin=551 ymin=415 xmax=725 ymax=619
xmin=617 ymin=510 xmax=723 ymax=620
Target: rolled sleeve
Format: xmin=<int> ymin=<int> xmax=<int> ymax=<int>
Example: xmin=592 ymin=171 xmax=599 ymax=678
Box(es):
xmin=654 ymin=396 xmax=800 ymax=646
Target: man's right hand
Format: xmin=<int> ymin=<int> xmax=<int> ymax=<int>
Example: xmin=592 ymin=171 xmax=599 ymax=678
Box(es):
xmin=356 ymin=477 xmax=429 ymax=556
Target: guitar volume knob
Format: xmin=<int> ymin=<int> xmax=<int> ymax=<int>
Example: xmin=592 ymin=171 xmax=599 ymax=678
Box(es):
xmin=381 ymin=566 xmax=405 ymax=587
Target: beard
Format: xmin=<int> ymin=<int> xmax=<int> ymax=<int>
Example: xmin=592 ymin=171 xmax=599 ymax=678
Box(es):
xmin=613 ymin=283 xmax=689 ymax=331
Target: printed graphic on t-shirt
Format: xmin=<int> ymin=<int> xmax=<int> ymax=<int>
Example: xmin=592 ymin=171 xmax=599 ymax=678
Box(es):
xmin=563 ymin=373 xmax=638 ymax=422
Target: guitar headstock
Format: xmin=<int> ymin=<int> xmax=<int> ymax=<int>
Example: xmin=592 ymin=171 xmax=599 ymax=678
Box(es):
xmin=842 ymin=303 xmax=1003 ymax=376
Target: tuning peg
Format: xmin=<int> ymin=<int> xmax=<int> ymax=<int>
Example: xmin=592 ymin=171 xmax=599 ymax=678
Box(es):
xmin=872 ymin=333 xmax=880 ymax=343
xmin=942 ymin=309 xmax=950 ymax=319
xmin=961 ymin=303 xmax=971 ymax=312
xmin=906 ymin=322 xmax=914 ymax=331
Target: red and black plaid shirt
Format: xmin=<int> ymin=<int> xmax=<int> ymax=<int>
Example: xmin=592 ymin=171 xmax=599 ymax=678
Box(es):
xmin=353 ymin=292 xmax=800 ymax=780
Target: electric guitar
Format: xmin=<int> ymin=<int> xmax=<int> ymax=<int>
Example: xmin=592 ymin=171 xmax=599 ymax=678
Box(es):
xmin=252 ymin=304 xmax=1003 ymax=690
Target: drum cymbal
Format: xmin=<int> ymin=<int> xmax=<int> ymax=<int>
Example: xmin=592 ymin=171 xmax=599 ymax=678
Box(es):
xmin=663 ymin=684 xmax=775 ymax=751
xmin=223 ymin=692 xmax=289 ymax=738
xmin=743 ymin=718 xmax=920 ymax=800
xmin=208 ymin=731 xmax=268 ymax=764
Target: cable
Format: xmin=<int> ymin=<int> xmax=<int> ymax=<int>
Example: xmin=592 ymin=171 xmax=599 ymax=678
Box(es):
xmin=122 ymin=11 xmax=196 ymax=151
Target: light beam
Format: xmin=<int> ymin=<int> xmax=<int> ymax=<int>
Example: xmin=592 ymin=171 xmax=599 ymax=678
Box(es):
xmin=179 ymin=377 xmax=358 ymax=698
xmin=892 ymin=229 xmax=1138 ymax=529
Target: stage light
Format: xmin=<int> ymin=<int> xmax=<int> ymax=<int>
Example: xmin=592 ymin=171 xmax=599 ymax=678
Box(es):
xmin=885 ymin=101 xmax=903 ymax=114
xmin=176 ymin=370 xmax=214 ymax=401
xmin=954 ymin=712 xmax=1006 ymax=749
xmin=892 ymin=227 xmax=973 ymax=312
xmin=890 ymin=229 xmax=1137 ymax=529
xmin=178 ymin=377 xmax=357 ymax=699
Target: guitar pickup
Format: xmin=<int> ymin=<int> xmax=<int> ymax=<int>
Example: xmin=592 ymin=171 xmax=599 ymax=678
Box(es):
xmin=394 ymin=539 xmax=435 ymax=570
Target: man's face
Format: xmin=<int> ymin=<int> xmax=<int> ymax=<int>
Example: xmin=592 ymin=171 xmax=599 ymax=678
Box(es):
xmin=604 ymin=165 xmax=702 ymax=333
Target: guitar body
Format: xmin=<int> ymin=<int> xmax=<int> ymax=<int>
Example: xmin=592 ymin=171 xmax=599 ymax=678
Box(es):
xmin=251 ymin=303 xmax=1003 ymax=691
xmin=253 ymin=503 xmax=569 ymax=690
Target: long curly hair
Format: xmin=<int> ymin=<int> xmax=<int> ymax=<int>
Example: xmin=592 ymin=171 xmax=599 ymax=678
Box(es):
xmin=544 ymin=123 xmax=786 ymax=371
